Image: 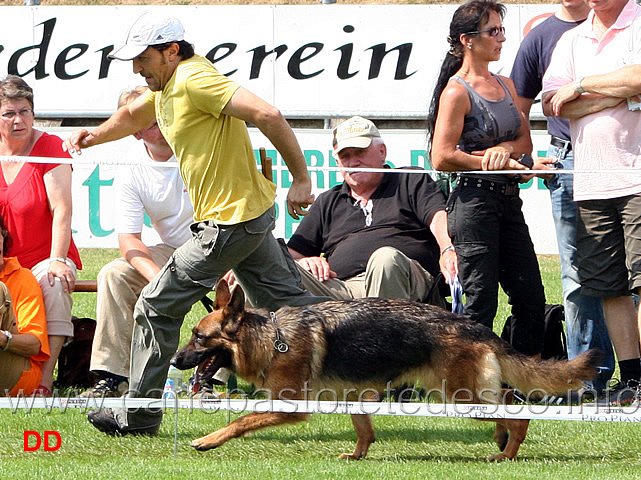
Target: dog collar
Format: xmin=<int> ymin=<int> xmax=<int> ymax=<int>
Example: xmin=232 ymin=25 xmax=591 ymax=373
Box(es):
xmin=270 ymin=312 xmax=289 ymax=353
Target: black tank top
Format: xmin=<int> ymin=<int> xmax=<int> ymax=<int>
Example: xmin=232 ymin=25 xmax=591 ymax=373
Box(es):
xmin=454 ymin=74 xmax=521 ymax=184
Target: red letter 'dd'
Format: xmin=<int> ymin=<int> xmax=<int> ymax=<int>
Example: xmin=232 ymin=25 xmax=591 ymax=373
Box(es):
xmin=23 ymin=431 xmax=41 ymax=451
xmin=44 ymin=431 xmax=61 ymax=451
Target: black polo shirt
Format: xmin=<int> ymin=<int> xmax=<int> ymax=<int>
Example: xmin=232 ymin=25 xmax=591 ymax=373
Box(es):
xmin=288 ymin=168 xmax=446 ymax=280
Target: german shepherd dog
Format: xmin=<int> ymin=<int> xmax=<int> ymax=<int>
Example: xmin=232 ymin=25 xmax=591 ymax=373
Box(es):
xmin=171 ymin=279 xmax=599 ymax=461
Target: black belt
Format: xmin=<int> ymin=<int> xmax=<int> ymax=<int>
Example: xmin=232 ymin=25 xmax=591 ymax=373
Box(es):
xmin=550 ymin=136 xmax=572 ymax=152
xmin=460 ymin=177 xmax=519 ymax=196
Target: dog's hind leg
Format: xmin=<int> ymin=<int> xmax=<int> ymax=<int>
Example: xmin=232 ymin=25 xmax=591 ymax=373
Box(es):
xmin=337 ymin=414 xmax=375 ymax=460
xmin=491 ymin=388 xmax=513 ymax=452
xmin=479 ymin=389 xmax=529 ymax=461
xmin=487 ymin=419 xmax=530 ymax=461
xmin=493 ymin=423 xmax=508 ymax=452
xmin=191 ymin=412 xmax=309 ymax=451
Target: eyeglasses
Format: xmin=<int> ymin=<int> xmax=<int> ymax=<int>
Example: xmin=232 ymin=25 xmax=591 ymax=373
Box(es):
xmin=1 ymin=109 xmax=34 ymax=120
xmin=467 ymin=26 xmax=505 ymax=37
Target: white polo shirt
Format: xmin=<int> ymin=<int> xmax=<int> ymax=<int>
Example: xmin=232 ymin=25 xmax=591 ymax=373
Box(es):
xmin=115 ymin=154 xmax=193 ymax=248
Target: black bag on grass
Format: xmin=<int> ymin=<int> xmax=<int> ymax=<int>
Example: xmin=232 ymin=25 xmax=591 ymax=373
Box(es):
xmin=501 ymin=304 xmax=567 ymax=360
xmin=55 ymin=316 xmax=98 ymax=388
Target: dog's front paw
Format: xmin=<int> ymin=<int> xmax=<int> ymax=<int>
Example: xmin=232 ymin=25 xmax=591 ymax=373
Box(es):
xmin=191 ymin=434 xmax=223 ymax=451
xmin=191 ymin=439 xmax=214 ymax=451
xmin=487 ymin=453 xmax=512 ymax=462
xmin=337 ymin=452 xmax=364 ymax=460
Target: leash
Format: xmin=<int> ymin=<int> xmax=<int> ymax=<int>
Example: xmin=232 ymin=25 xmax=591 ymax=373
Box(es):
xmin=449 ymin=276 xmax=465 ymax=315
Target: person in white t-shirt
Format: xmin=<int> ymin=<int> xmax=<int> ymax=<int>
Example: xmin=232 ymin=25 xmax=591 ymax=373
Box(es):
xmin=81 ymin=86 xmax=193 ymax=398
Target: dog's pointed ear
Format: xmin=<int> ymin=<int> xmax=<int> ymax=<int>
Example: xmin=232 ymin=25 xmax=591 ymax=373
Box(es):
xmin=214 ymin=278 xmax=231 ymax=310
xmin=222 ymin=283 xmax=246 ymax=335
xmin=230 ymin=283 xmax=246 ymax=313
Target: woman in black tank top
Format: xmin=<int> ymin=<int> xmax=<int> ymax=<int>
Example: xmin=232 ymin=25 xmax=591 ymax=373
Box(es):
xmin=425 ymin=0 xmax=546 ymax=358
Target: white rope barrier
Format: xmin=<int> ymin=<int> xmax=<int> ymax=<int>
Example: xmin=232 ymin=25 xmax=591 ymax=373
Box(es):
xmin=0 ymin=155 xmax=180 ymax=168
xmin=1 ymin=397 xmax=640 ymax=423
xmin=0 ymin=153 xmax=638 ymax=176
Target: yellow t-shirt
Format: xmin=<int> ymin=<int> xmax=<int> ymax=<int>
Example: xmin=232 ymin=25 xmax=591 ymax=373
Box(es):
xmin=143 ymin=55 xmax=276 ymax=224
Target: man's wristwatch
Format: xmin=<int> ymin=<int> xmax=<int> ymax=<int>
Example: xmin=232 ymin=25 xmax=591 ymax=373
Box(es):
xmin=575 ymin=77 xmax=585 ymax=94
xmin=517 ymin=153 xmax=534 ymax=169
xmin=2 ymin=330 xmax=12 ymax=351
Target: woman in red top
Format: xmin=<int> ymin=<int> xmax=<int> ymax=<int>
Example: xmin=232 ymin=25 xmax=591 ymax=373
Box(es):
xmin=0 ymin=75 xmax=82 ymax=395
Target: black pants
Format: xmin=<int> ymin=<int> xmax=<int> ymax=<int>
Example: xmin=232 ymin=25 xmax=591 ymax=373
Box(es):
xmin=447 ymin=184 xmax=545 ymax=355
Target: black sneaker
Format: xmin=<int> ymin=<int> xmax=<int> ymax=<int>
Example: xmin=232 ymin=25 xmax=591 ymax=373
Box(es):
xmin=87 ymin=409 xmax=159 ymax=436
xmin=80 ymin=377 xmax=129 ymax=398
xmin=594 ymin=379 xmax=641 ymax=407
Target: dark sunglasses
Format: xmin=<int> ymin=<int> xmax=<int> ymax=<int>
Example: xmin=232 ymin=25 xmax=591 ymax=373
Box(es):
xmin=467 ymin=26 xmax=505 ymax=37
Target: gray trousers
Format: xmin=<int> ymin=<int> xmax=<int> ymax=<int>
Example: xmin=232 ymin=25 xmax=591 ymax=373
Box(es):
xmin=115 ymin=207 xmax=327 ymax=430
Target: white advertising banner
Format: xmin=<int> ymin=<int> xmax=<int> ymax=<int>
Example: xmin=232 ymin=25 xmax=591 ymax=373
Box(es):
xmin=1 ymin=4 xmax=561 ymax=253
xmin=0 ymin=4 xmax=556 ymax=119
xmin=51 ymin=127 xmax=557 ymax=254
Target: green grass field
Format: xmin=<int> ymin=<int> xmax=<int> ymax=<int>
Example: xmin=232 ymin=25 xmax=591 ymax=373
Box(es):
xmin=1 ymin=251 xmax=640 ymax=479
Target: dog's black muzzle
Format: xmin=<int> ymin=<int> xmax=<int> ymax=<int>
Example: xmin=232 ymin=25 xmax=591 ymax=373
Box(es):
xmin=171 ymin=347 xmax=231 ymax=384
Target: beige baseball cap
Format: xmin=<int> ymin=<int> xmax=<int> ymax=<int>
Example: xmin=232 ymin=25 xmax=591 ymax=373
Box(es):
xmin=332 ymin=116 xmax=381 ymax=158
xmin=109 ymin=12 xmax=185 ymax=61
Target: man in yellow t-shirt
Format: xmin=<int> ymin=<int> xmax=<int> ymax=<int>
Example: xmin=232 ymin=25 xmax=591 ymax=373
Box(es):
xmin=64 ymin=12 xmax=327 ymax=436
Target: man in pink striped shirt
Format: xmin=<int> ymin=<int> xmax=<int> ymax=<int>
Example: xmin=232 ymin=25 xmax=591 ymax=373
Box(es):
xmin=542 ymin=0 xmax=641 ymax=405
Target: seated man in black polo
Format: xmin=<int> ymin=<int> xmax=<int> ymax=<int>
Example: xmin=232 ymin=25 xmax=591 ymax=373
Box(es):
xmin=287 ymin=116 xmax=457 ymax=306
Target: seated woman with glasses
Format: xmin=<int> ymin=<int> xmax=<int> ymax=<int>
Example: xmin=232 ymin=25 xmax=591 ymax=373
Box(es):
xmin=0 ymin=213 xmax=50 ymax=397
xmin=0 ymin=75 xmax=82 ymax=396
xmin=426 ymin=0 xmax=554 ymax=357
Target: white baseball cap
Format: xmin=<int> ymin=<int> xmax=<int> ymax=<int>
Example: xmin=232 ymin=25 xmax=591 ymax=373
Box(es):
xmin=109 ymin=12 xmax=185 ymax=61
xmin=332 ymin=116 xmax=381 ymax=158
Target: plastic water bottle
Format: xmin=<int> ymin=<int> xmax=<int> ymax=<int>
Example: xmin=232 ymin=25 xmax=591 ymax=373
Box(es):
xmin=163 ymin=366 xmax=183 ymax=399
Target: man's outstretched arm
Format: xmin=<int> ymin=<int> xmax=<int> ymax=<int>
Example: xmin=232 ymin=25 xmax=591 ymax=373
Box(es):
xmin=63 ymin=95 xmax=156 ymax=154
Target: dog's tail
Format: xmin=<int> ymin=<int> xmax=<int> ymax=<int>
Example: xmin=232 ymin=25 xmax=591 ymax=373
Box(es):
xmin=497 ymin=348 xmax=601 ymax=398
